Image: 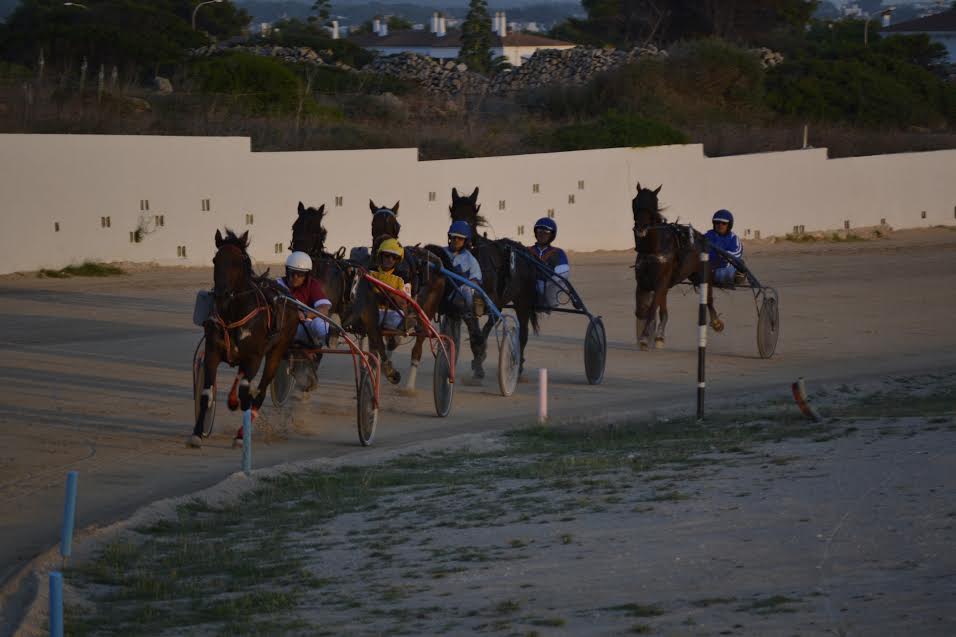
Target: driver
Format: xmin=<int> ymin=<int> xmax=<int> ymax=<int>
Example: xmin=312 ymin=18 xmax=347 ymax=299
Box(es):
xmin=277 ymin=251 xmax=331 ymax=345
xmin=444 ymin=221 xmax=485 ymax=317
xmin=528 ymin=217 xmax=570 ymax=306
xmin=703 ymin=209 xmax=744 ymax=285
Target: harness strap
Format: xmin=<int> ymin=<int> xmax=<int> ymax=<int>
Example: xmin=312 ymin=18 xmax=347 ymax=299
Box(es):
xmin=212 ymin=297 xmax=273 ymax=365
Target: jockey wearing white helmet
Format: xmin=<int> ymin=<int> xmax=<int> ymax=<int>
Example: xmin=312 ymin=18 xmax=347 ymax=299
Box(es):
xmin=278 ymin=251 xmax=331 ymax=344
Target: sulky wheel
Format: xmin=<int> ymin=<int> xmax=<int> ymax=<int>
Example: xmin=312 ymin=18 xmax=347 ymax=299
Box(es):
xmin=270 ymin=356 xmax=296 ymax=407
xmin=757 ymin=292 xmax=780 ymax=359
xmin=584 ymin=317 xmax=607 ymax=385
xmin=439 ymin=315 xmax=461 ymax=372
xmin=433 ymin=343 xmax=455 ymax=417
xmin=192 ymin=339 xmax=216 ymax=437
xmin=497 ymin=318 xmax=520 ymax=397
xmin=357 ymin=371 xmax=378 ymax=446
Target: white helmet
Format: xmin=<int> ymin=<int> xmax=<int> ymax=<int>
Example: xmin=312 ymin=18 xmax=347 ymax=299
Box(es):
xmin=285 ymin=251 xmax=312 ymax=273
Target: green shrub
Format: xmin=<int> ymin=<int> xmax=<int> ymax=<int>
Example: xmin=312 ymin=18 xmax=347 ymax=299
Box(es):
xmin=541 ymin=111 xmax=688 ymax=151
xmin=189 ymin=52 xmax=310 ymax=115
xmin=261 ymin=19 xmax=375 ymax=68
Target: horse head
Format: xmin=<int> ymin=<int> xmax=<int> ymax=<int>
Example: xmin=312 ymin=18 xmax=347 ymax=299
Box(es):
xmin=290 ymin=201 xmax=328 ymax=257
xmin=213 ymin=229 xmax=251 ymax=299
xmin=449 ymin=187 xmax=484 ymax=244
xmin=632 ymin=183 xmax=663 ymax=239
xmin=370 ymin=200 xmax=401 ymax=251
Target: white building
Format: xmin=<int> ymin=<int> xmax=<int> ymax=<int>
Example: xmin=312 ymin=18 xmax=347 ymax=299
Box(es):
xmin=349 ymin=12 xmax=575 ymax=67
xmin=882 ymin=8 xmax=956 ymax=62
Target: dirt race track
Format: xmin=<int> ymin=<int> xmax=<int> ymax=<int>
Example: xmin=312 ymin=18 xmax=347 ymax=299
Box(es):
xmin=1 ymin=229 xmax=955 ymax=626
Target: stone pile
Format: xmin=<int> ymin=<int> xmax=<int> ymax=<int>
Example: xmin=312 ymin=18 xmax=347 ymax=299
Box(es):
xmin=751 ymin=47 xmax=785 ymax=69
xmin=363 ymin=53 xmax=490 ymax=95
xmin=190 ymin=44 xmax=354 ymax=70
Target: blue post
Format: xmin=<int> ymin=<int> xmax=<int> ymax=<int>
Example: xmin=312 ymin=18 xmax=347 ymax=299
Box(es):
xmin=49 ymin=571 xmax=63 ymax=637
xmin=242 ymin=410 xmax=252 ymax=475
xmin=61 ymin=471 xmax=78 ymax=559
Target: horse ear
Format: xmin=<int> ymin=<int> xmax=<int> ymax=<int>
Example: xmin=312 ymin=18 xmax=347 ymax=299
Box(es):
xmin=297 ymin=201 xmax=305 ymax=216
xmin=470 ymin=187 xmax=479 ymax=202
xmin=636 ymin=182 xmax=642 ymax=192
xmin=240 ymin=230 xmax=250 ymax=246
xmin=369 ymin=199 xmax=377 ymax=214
xmin=653 ymin=185 xmax=662 ymax=195
xmin=451 ymin=187 xmax=460 ymax=203
xmin=392 ymin=201 xmax=400 ymax=214
xmin=318 ymin=204 xmax=326 ymax=215
xmin=215 ymin=229 xmax=224 ymax=247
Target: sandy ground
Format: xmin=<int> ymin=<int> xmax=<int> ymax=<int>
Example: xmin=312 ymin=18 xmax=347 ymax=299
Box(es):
xmin=1 ymin=227 xmax=955 ymax=633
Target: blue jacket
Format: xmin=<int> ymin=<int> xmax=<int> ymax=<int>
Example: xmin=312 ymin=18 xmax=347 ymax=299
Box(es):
xmin=529 ymin=244 xmax=570 ymax=277
xmin=703 ymin=230 xmax=742 ymax=269
xmin=444 ymin=247 xmax=482 ymax=282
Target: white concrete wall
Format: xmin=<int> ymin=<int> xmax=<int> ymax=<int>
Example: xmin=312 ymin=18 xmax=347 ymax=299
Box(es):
xmin=494 ymin=45 xmax=575 ymax=66
xmin=0 ymin=134 xmax=954 ymax=273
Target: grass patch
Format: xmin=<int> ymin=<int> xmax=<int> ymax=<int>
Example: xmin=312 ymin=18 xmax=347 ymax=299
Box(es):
xmin=692 ymin=596 xmax=737 ymax=607
xmin=831 ymin=385 xmax=956 ymax=419
xmin=529 ymin=617 xmax=566 ymax=627
xmin=737 ymin=595 xmax=800 ymax=614
xmin=603 ymin=603 xmax=664 ymax=618
xmin=38 ymin=261 xmax=125 ymax=278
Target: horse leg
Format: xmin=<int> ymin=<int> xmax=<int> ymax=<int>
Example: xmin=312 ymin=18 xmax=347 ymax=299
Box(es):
xmin=467 ymin=314 xmax=486 ymax=381
xmin=189 ymin=345 xmax=221 ymax=448
xmin=252 ymin=333 xmax=293 ymax=414
xmin=707 ymin=281 xmax=724 ymax=332
xmin=655 ymin=289 xmax=669 ymax=349
xmin=403 ymin=335 xmax=424 ymax=394
xmin=233 ymin=356 xmax=263 ymax=444
xmin=635 ymin=289 xmax=653 ymax=347
xmin=639 ymin=291 xmax=660 ymax=352
xmin=515 ymin=308 xmax=531 ymax=377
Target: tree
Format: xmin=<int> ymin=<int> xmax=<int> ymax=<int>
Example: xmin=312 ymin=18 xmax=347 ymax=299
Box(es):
xmin=309 ymin=0 xmax=330 ymax=28
xmin=458 ymin=0 xmax=494 ymax=73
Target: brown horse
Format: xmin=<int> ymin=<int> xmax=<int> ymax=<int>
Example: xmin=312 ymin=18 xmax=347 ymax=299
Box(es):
xmin=289 ymin=201 xmax=352 ymax=316
xmin=632 ymin=183 xmax=723 ymax=350
xmin=449 ymin=187 xmax=540 ymax=377
xmin=189 ymin=229 xmax=299 ymax=448
xmin=370 ymin=199 xmax=401 ymax=254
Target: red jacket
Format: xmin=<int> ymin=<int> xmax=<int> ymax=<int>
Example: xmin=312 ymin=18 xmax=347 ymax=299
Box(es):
xmin=280 ymin=276 xmax=329 ymax=308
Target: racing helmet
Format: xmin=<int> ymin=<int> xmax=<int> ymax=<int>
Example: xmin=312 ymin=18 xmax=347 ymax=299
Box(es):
xmin=712 ymin=209 xmax=734 ymax=230
xmin=448 ymin=220 xmax=472 ymax=240
xmin=377 ymin=238 xmax=404 ymax=262
xmin=285 ymin=251 xmax=313 ymax=278
xmin=534 ymin=217 xmax=557 ymax=241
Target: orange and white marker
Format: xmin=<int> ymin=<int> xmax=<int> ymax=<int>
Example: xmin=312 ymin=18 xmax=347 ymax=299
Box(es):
xmin=538 ymin=368 xmax=548 ymax=424
xmin=791 ymin=377 xmax=823 ymax=422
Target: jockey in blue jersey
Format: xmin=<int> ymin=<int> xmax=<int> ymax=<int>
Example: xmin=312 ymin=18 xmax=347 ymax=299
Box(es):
xmin=703 ymin=209 xmax=744 ymax=285
xmin=445 ymin=220 xmax=485 ymax=316
xmin=529 ymin=217 xmax=570 ymax=306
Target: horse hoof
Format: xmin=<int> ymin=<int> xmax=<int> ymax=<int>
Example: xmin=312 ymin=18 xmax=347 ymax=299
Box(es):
xmin=187 ymin=435 xmax=202 ymax=449
xmin=654 ymin=338 xmax=665 ymax=349
xmin=387 ymin=372 xmax=401 ymax=385
xmin=639 ymin=341 xmax=649 ymax=351
xmin=227 ymin=396 xmax=239 ymax=411
xmin=231 ymin=437 xmax=241 ymax=449
xmin=711 ymin=319 xmax=725 ymax=333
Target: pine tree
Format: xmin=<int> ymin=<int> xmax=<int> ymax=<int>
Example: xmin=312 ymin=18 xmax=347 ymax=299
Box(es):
xmin=459 ymin=0 xmax=494 ymax=73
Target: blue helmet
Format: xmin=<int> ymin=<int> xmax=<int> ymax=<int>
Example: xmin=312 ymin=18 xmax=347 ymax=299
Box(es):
xmin=448 ymin=220 xmax=472 ymax=240
xmin=534 ymin=217 xmax=557 ymax=241
xmin=712 ymin=209 xmax=734 ymax=230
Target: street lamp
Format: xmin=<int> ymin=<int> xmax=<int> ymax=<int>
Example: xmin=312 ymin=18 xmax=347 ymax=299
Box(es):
xmin=192 ymin=0 xmax=223 ymax=31
xmin=864 ymin=7 xmax=894 ymax=48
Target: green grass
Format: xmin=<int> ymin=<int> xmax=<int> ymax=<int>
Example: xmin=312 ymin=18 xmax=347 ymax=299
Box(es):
xmin=603 ymin=603 xmax=664 ymax=618
xmin=38 ymin=261 xmax=125 ymax=278
xmin=737 ymin=595 xmax=800 ymax=614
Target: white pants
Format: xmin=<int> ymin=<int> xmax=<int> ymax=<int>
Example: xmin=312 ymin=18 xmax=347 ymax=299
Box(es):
xmin=296 ymin=316 xmax=329 ymax=344
xmin=379 ymin=309 xmax=403 ymax=330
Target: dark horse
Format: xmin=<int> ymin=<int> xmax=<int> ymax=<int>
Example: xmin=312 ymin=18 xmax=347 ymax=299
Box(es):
xmin=370 ymin=199 xmax=402 ymax=254
xmin=189 ymin=229 xmax=299 ymax=448
xmin=632 ymin=183 xmax=723 ymax=350
xmin=341 ymin=243 xmax=447 ymax=389
xmin=289 ymin=201 xmax=352 ymax=317
xmin=448 ymin=187 xmax=540 ymax=377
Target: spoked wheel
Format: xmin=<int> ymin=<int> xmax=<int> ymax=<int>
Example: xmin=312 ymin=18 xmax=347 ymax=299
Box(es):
xmin=192 ymin=339 xmax=216 ymax=437
xmin=584 ymin=317 xmax=607 ymax=385
xmin=433 ymin=344 xmax=455 ymax=417
xmin=357 ymin=371 xmax=378 ymax=446
xmin=439 ymin=316 xmax=461 ymax=372
xmin=270 ymin=356 xmax=295 ymax=407
xmin=497 ymin=318 xmax=520 ymax=397
xmin=757 ymin=291 xmax=780 ymax=359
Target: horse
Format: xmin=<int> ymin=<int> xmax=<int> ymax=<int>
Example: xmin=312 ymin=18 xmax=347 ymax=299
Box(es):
xmin=341 ymin=243 xmax=447 ymax=388
xmin=448 ymin=187 xmax=540 ymax=378
xmin=632 ymin=183 xmax=723 ymax=351
xmin=189 ymin=229 xmax=299 ymax=448
xmin=370 ymin=199 xmax=401 ymax=255
xmin=289 ymin=201 xmax=352 ymax=316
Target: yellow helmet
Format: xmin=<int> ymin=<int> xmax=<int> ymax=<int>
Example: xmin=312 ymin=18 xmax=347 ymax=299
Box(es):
xmin=377 ymin=238 xmax=404 ymax=261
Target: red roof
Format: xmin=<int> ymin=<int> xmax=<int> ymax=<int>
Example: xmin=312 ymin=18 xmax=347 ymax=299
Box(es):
xmin=882 ymin=8 xmax=956 ymax=33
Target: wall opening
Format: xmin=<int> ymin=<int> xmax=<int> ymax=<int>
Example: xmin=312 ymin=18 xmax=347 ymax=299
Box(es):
xmin=54 ymin=222 xmax=60 ymax=232
xmin=532 ymin=184 xmax=539 ymax=194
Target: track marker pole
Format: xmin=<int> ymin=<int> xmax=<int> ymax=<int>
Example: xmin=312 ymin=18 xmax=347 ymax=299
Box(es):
xmin=49 ymin=571 xmax=63 ymax=637
xmin=242 ymin=409 xmax=252 ymax=475
xmin=792 ymin=377 xmax=824 ymax=422
xmin=60 ymin=471 xmax=78 ymax=560
xmin=538 ymin=368 xmax=548 ymax=424
xmin=697 ymin=252 xmax=709 ymax=421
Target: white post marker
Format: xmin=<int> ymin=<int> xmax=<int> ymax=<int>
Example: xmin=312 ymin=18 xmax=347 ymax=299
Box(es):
xmin=538 ymin=368 xmax=548 ymax=424
xmin=242 ymin=409 xmax=253 ymax=475
xmin=697 ymin=252 xmax=709 ymax=421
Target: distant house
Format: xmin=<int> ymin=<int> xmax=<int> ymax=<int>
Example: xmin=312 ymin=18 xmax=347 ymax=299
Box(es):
xmin=882 ymin=8 xmax=956 ymax=63
xmin=349 ymin=12 xmax=575 ymax=67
